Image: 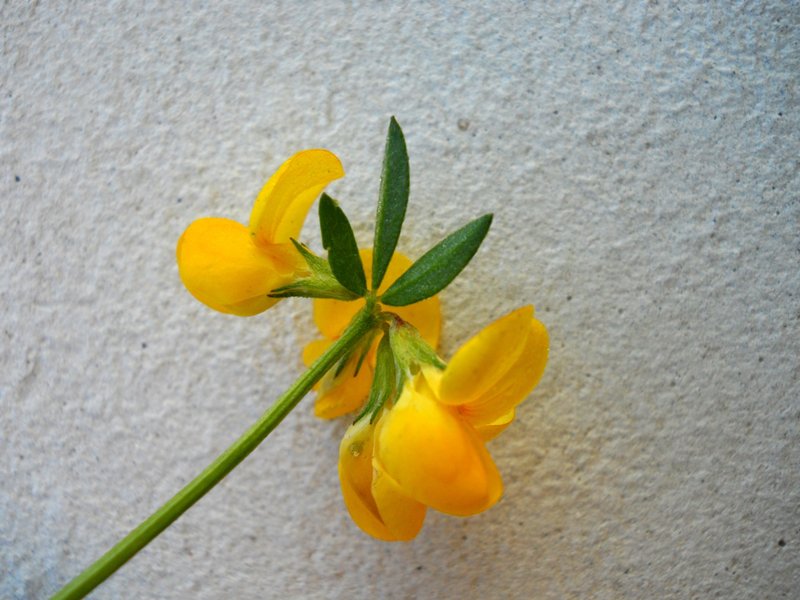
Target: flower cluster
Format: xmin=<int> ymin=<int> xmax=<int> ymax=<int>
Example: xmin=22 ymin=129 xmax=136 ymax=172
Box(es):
xmin=176 ymin=119 xmax=548 ymax=541
xmin=339 ymin=306 xmax=547 ymax=540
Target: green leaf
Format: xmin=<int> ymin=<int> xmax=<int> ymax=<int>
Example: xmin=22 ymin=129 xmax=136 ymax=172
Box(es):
xmin=380 ymin=214 xmax=493 ymax=306
xmin=372 ymin=116 xmax=410 ymax=290
xmin=318 ymin=193 xmax=367 ymax=296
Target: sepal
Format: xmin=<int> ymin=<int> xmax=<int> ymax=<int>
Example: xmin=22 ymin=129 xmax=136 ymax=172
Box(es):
xmin=268 ymin=239 xmax=361 ymax=301
xmin=355 ymin=333 xmax=398 ymax=424
xmin=387 ymin=315 xmax=446 ymax=376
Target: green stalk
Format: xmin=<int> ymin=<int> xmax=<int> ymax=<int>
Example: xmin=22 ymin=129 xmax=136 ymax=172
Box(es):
xmin=53 ymin=305 xmax=377 ymax=600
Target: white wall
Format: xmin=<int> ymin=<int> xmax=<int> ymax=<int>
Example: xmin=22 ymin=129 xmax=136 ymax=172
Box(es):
xmin=2 ymin=2 xmax=797 ymax=598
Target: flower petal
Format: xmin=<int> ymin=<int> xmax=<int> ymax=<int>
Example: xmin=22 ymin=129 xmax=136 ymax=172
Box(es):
xmin=303 ymin=339 xmax=374 ymax=419
xmin=301 ymin=339 xmax=332 ymax=366
xmin=313 ymin=250 xmax=441 ymax=346
xmin=474 ymin=409 xmax=515 ymax=441
xmin=374 ymin=380 xmax=503 ymax=516
xmin=248 ymin=149 xmax=344 ymax=246
xmin=338 ymin=419 xmax=396 ymax=541
xmin=301 ymin=338 xmax=331 ymax=394
xmin=176 ymin=217 xmax=301 ymax=316
xmin=315 ymin=360 xmax=373 ymax=420
xmin=313 ymin=296 xmax=364 ymax=341
xmin=372 ymin=461 xmax=426 ymax=541
xmin=438 ymin=306 xmax=533 ymax=406
xmin=458 ymin=318 xmax=549 ymax=425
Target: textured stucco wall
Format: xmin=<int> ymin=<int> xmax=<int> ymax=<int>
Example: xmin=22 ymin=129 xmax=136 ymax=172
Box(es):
xmin=2 ymin=2 xmax=798 ymax=598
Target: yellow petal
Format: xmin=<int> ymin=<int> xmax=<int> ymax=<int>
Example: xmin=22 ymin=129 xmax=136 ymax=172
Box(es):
xmin=314 ymin=358 xmax=373 ymax=420
xmin=248 ymin=149 xmax=344 ymax=246
xmin=176 ymin=217 xmax=301 ymax=316
xmin=372 ymin=461 xmax=426 ymax=541
xmin=301 ymin=339 xmax=332 ymax=367
xmin=438 ymin=306 xmax=533 ymax=406
xmin=474 ymin=409 xmax=515 ymax=441
xmin=304 ymin=338 xmax=375 ymax=419
xmin=301 ymin=339 xmax=331 ymax=393
xmin=374 ymin=380 xmax=503 ymax=516
xmin=338 ymin=419 xmax=397 ymax=541
xmin=459 ymin=318 xmax=549 ymax=425
xmin=313 ymin=296 xmax=365 ymax=341
xmin=313 ymin=250 xmax=441 ymax=346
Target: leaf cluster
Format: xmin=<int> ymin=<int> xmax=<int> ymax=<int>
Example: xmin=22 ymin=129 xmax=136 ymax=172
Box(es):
xmin=318 ymin=116 xmax=492 ymax=307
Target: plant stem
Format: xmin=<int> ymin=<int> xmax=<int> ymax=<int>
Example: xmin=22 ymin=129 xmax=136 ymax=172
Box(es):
xmin=53 ymin=305 xmax=376 ymax=600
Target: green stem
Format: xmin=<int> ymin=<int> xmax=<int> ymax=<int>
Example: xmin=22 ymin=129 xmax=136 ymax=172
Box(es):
xmin=53 ymin=305 xmax=377 ymax=600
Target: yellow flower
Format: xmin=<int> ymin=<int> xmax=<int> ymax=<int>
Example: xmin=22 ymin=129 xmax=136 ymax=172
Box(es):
xmin=339 ymin=305 xmax=548 ymax=540
xmin=303 ymin=249 xmax=441 ymax=419
xmin=176 ymin=150 xmax=344 ymax=316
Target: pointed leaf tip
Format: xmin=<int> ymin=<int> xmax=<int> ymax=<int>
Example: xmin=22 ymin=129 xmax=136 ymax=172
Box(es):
xmin=372 ymin=117 xmax=410 ymax=291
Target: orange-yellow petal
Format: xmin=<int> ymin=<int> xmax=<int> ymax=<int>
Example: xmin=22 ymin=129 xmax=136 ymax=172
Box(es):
xmin=339 ymin=419 xmax=396 ymax=540
xmin=304 ymin=339 xmax=373 ymax=419
xmin=458 ymin=318 xmax=549 ymax=425
xmin=374 ymin=379 xmax=503 ymax=516
xmin=301 ymin=339 xmax=332 ymax=366
xmin=474 ymin=409 xmax=515 ymax=441
xmin=438 ymin=306 xmax=533 ymax=406
xmin=248 ymin=149 xmax=344 ymax=246
xmin=313 ymin=250 xmax=441 ymax=346
xmin=313 ymin=295 xmax=364 ymax=341
xmin=316 ymin=362 xmax=373 ymax=420
xmin=302 ymin=339 xmax=331 ymax=393
xmin=372 ymin=461 xmax=426 ymax=541
xmin=176 ymin=217 xmax=302 ymax=316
